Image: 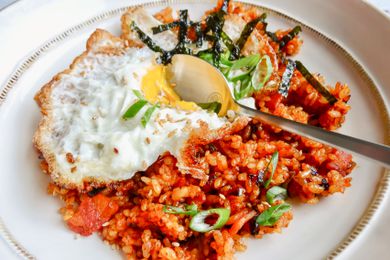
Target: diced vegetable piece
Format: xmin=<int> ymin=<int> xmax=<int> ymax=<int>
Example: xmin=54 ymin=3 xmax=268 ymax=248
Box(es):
xmin=67 ymin=194 xmax=119 ymax=236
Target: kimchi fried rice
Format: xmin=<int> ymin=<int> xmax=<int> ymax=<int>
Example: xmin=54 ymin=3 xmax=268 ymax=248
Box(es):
xmin=35 ymin=1 xmax=356 ymax=259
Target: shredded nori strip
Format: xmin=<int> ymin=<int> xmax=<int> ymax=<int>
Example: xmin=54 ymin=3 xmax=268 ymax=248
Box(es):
xmin=278 ymin=59 xmax=296 ymax=97
xmin=132 ymin=13 xmax=193 ymax=65
xmin=231 ymin=13 xmax=267 ymax=59
xmin=151 ymin=21 xmax=180 ymax=34
xmin=279 ymin=25 xmax=301 ymax=49
xmin=133 ymin=0 xmax=231 ymax=65
xmin=205 ymin=12 xmax=225 ymax=67
xmin=178 ymin=10 xmax=190 ymax=44
xmin=266 ymin=31 xmax=280 ymax=43
xmin=193 ymin=22 xmax=204 ymax=47
xmin=295 ymin=61 xmax=337 ymax=105
xmin=220 ymin=31 xmax=236 ymax=53
xmin=131 ymin=22 xmax=164 ymax=53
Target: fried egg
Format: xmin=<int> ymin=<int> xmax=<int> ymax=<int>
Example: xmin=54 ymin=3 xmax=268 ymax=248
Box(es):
xmin=38 ymin=42 xmax=227 ymax=187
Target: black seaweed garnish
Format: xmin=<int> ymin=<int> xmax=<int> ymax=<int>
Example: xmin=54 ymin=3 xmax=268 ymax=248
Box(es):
xmin=278 ymin=59 xmax=296 ymax=97
xmin=231 ymin=13 xmax=267 ymax=59
xmin=295 ymin=61 xmax=337 ymax=105
xmin=279 ymin=25 xmax=301 ymax=49
xmin=134 ymin=0 xmax=231 ymax=65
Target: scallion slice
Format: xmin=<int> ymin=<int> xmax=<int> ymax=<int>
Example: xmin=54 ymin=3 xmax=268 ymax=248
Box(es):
xmin=197 ymin=102 xmax=222 ymax=114
xmin=256 ymin=203 xmax=291 ymax=226
xmin=295 ymin=61 xmax=337 ymax=105
xmin=230 ymin=54 xmax=261 ymax=70
xmin=122 ymin=100 xmax=148 ymax=120
xmin=266 ymin=186 xmax=288 ymax=204
xmin=263 ymin=151 xmax=279 ymax=188
xmin=189 ymin=208 xmax=230 ymax=232
xmin=163 ymin=204 xmax=198 ymax=216
xmin=233 ymin=76 xmax=252 ymax=100
xmin=251 ymin=55 xmax=273 ymax=91
xmin=132 ymin=89 xmax=144 ymax=99
xmin=141 ymin=105 xmax=157 ymax=127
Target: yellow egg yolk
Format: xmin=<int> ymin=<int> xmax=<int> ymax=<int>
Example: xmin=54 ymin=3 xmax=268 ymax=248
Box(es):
xmin=141 ymin=65 xmax=199 ymax=111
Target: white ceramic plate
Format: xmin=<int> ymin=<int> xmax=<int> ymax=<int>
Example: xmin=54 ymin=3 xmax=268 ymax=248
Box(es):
xmin=0 ymin=1 xmax=389 ymax=259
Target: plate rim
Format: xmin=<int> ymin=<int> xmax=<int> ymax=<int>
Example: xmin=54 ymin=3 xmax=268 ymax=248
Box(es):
xmin=0 ymin=0 xmax=389 ymax=259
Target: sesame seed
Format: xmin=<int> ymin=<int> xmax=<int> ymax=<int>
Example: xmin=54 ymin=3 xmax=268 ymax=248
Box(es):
xmin=145 ymin=137 xmax=151 ymax=144
xmin=168 ymin=130 xmax=177 ymax=138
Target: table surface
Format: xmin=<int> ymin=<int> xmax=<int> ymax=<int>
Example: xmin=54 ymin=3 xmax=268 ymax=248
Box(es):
xmin=0 ymin=0 xmax=389 ymax=259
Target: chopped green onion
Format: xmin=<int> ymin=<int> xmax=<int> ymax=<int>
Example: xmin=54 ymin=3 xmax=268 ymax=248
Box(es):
xmin=278 ymin=59 xmax=296 ymax=97
xmin=132 ymin=89 xmax=144 ymax=99
xmin=279 ymin=26 xmax=301 ymax=49
xmin=221 ymin=31 xmax=236 ymax=54
xmin=231 ymin=54 xmax=261 ymax=70
xmin=141 ymin=105 xmax=157 ymax=127
xmin=264 ymin=151 xmax=279 ymax=188
xmin=266 ymin=186 xmax=288 ymax=204
xmin=198 ymin=50 xmax=214 ymax=65
xmin=256 ymin=203 xmax=291 ymax=226
xmin=122 ymin=100 xmax=148 ymax=120
xmin=197 ymin=102 xmax=222 ymax=114
xmin=163 ymin=204 xmax=198 ymax=216
xmin=231 ymin=13 xmax=267 ymax=59
xmin=189 ymin=208 xmax=230 ymax=232
xmin=295 ymin=61 xmax=337 ymax=105
xmin=251 ymin=55 xmax=273 ymax=91
xmin=233 ymin=76 xmax=252 ymax=100
xmin=220 ymin=50 xmax=234 ymax=67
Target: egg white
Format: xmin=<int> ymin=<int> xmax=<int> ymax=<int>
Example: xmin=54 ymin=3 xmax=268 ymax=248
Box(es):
xmin=49 ymin=47 xmax=226 ymax=185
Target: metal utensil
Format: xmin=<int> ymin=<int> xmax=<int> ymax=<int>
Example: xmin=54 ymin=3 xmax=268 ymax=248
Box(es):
xmin=168 ymin=54 xmax=390 ymax=167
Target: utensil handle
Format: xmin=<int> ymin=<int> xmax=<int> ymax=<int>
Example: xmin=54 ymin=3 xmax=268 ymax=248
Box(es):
xmin=237 ymin=102 xmax=390 ymax=168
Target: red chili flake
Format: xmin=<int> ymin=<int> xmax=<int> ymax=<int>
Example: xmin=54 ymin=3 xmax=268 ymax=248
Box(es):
xmin=113 ymin=148 xmax=119 ymax=154
xmin=66 ymin=153 xmax=75 ymax=163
